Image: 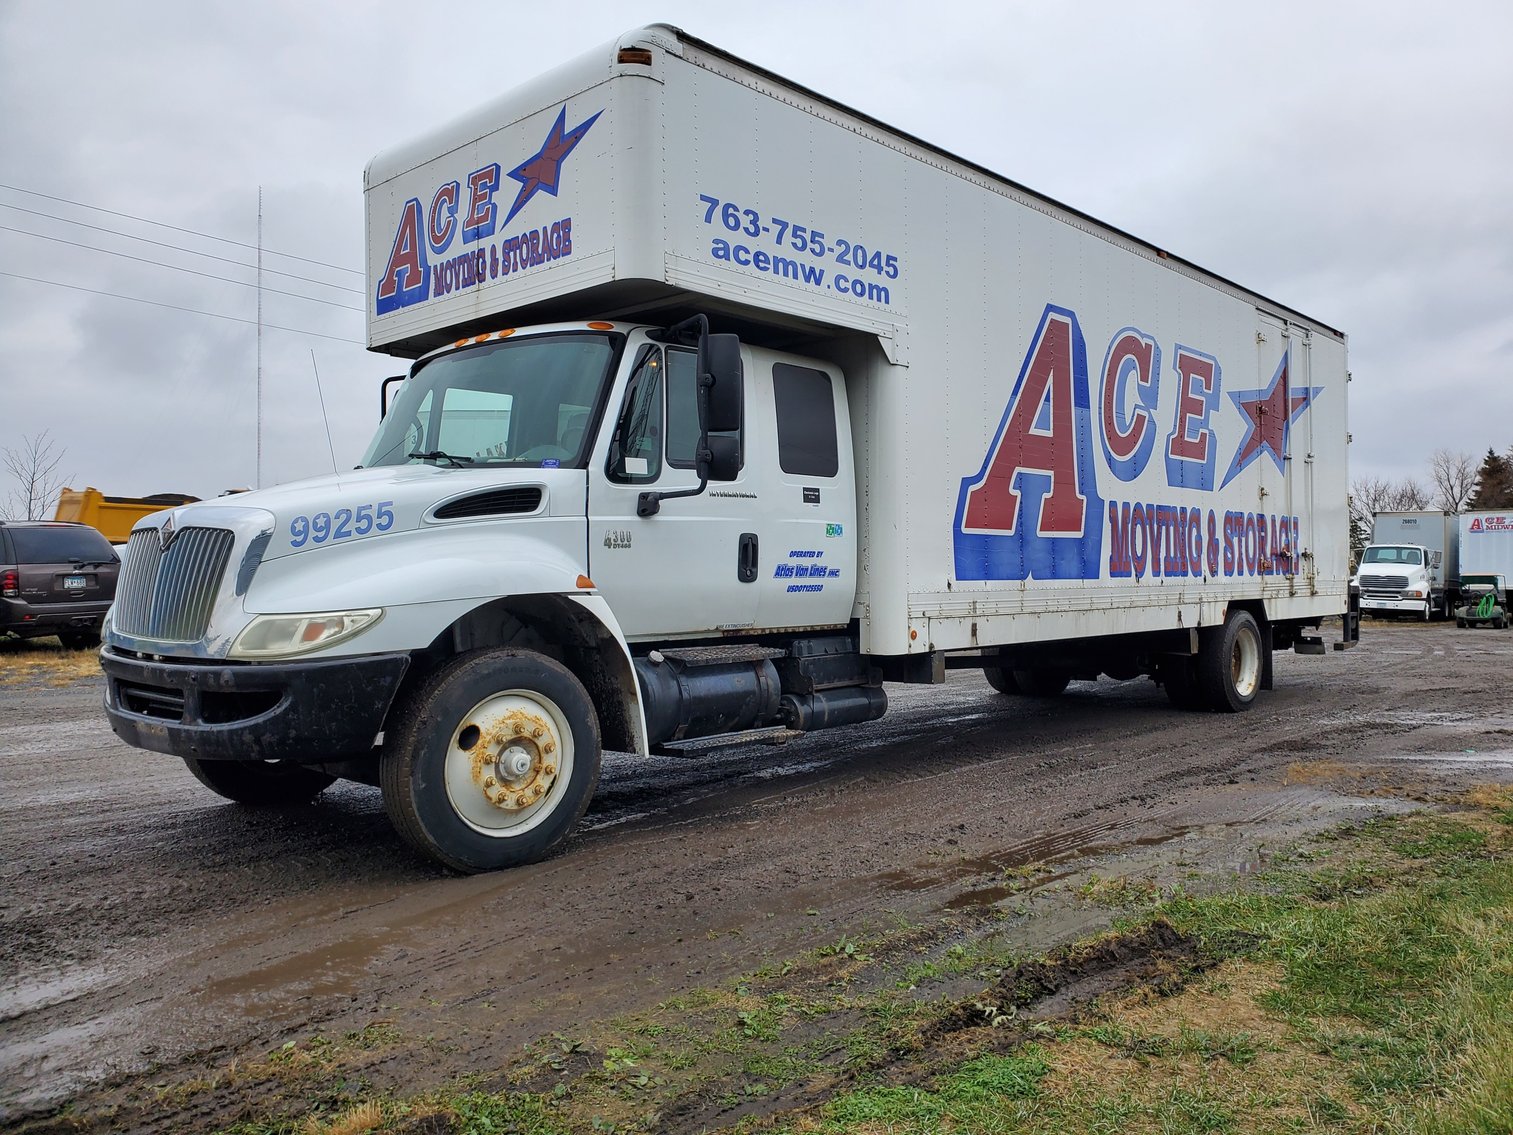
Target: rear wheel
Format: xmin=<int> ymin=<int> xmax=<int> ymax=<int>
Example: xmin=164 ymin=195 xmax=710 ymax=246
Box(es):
xmin=1159 ymin=657 xmax=1206 ymax=710
xmin=380 ymin=649 xmax=601 ymax=873
xmin=1197 ymin=610 xmax=1264 ymax=713
xmin=983 ymin=665 xmax=1020 ymax=695
xmin=184 ymin=758 xmax=336 ymax=805
xmin=58 ymin=630 xmax=99 ymax=650
xmin=1011 ymin=669 xmax=1071 ymax=697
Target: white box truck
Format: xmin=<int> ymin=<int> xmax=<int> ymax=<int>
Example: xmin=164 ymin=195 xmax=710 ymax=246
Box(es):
xmin=1358 ymin=511 xmax=1459 ymax=620
xmin=1456 ymin=510 xmax=1513 ymax=624
xmin=101 ymin=25 xmax=1353 ymax=872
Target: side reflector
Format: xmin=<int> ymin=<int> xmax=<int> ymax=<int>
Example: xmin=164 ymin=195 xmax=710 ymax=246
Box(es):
xmin=576 ymin=575 xmax=596 ymax=590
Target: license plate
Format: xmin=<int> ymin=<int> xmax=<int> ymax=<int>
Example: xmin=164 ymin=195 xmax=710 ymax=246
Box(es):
xmin=63 ymin=575 xmax=86 ymax=590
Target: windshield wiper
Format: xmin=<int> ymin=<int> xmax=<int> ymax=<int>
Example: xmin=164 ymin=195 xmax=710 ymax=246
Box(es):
xmin=408 ymin=450 xmax=475 ymax=467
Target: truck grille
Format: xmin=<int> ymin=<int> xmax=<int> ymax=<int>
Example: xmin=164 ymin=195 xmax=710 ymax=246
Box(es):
xmin=1359 ymin=573 xmax=1409 ymax=592
xmin=114 ymin=527 xmax=235 ymax=641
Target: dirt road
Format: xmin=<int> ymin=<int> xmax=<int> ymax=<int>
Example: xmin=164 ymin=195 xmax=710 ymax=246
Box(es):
xmin=3 ymin=620 xmax=1510 ymax=1128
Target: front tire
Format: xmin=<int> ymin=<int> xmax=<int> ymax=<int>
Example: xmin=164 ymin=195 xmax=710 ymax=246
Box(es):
xmin=380 ymin=649 xmax=601 ymax=873
xmin=184 ymin=758 xmax=336 ymax=805
xmin=1197 ymin=610 xmax=1264 ymax=713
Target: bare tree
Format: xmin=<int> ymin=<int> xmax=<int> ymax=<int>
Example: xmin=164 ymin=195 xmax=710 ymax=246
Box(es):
xmin=1427 ymin=448 xmax=1477 ymax=512
xmin=2 ymin=431 xmax=71 ymax=521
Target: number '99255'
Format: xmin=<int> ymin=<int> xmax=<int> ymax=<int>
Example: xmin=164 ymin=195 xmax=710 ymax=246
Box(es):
xmin=290 ymin=501 xmax=394 ymax=548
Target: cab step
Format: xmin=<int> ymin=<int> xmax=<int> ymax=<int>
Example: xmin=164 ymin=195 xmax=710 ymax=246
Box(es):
xmin=654 ymin=725 xmax=805 ymax=756
xmin=652 ymin=644 xmax=788 ymax=667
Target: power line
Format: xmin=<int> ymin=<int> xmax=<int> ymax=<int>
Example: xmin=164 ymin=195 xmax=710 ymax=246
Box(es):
xmin=0 ymin=182 xmax=364 ymax=277
xmin=0 ymin=270 xmax=364 ymax=345
xmin=0 ymin=225 xmax=362 ymax=311
xmin=0 ymin=202 xmax=364 ymax=295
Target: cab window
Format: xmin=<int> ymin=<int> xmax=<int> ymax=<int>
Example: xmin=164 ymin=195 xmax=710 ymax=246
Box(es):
xmin=607 ymin=347 xmax=663 ymax=483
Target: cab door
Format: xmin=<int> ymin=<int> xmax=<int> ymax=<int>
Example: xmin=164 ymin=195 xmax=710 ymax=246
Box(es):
xmin=747 ymin=356 xmax=857 ymax=631
xmin=586 ymin=340 xmax=759 ymax=640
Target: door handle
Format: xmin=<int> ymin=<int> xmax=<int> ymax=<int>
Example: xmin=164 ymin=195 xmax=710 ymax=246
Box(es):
xmin=738 ymin=532 xmax=758 ymax=583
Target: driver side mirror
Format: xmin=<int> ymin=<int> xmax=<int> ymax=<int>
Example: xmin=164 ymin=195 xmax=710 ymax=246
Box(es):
xmin=700 ymin=434 xmax=741 ymax=483
xmin=699 ymin=333 xmax=742 ymax=433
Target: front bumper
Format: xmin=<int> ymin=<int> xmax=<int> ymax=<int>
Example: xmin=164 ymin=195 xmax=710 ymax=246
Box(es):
xmin=102 ymin=647 xmax=410 ymax=762
xmin=1360 ymin=596 xmax=1429 ymax=616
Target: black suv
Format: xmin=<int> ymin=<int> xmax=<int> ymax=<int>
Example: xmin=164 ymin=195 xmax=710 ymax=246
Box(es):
xmin=0 ymin=521 xmax=120 ymax=649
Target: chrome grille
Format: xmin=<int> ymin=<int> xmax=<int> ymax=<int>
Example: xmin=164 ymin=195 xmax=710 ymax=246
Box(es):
xmin=114 ymin=527 xmax=235 ymax=641
xmin=1359 ymin=573 xmax=1409 ymax=592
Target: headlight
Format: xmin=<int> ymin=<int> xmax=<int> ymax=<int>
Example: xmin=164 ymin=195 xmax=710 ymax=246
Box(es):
xmin=1403 ymin=589 xmax=1424 ymax=599
xmin=230 ymin=609 xmax=383 ymax=659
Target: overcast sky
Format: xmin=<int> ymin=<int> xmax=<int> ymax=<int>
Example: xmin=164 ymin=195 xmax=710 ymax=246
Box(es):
xmin=2 ymin=0 xmax=1510 ymax=510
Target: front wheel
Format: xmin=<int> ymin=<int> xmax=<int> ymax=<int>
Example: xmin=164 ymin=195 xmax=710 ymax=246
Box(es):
xmin=1197 ymin=610 xmax=1264 ymax=713
xmin=184 ymin=758 xmax=336 ymax=805
xmin=380 ymin=649 xmax=601 ymax=873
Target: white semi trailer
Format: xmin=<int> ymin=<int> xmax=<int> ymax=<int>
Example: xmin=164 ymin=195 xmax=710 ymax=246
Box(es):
xmin=102 ymin=25 xmax=1354 ymax=871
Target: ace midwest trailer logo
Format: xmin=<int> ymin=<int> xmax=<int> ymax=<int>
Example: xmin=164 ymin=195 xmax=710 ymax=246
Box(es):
xmin=954 ymin=305 xmax=1321 ymax=586
xmin=375 ymin=104 xmax=602 ymax=314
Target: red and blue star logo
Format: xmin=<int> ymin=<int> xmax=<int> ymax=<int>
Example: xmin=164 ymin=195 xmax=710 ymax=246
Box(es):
xmin=1219 ymin=354 xmax=1321 ymax=487
xmin=502 ymin=105 xmax=603 ymax=225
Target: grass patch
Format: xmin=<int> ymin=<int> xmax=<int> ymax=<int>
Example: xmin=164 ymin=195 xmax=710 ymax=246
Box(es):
xmin=0 ymin=634 xmax=101 ymax=685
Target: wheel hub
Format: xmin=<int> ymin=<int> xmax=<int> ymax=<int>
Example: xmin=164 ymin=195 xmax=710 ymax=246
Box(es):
xmin=463 ymin=707 xmax=561 ymax=812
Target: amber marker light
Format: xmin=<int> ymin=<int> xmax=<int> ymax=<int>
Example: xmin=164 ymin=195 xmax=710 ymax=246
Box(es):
xmin=576 ymin=575 xmax=596 ymax=589
xmin=586 ymin=321 xmax=614 ymax=330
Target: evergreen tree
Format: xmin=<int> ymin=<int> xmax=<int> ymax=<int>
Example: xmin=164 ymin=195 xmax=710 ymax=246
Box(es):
xmin=1469 ymin=447 xmax=1513 ymax=509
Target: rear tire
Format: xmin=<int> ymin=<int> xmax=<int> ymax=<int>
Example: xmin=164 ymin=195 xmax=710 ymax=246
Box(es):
xmin=58 ymin=630 xmax=99 ymax=650
xmin=983 ymin=665 xmax=1020 ymax=695
xmin=184 ymin=758 xmax=336 ymax=805
xmin=380 ymin=649 xmax=601 ymax=873
xmin=1159 ymin=657 xmax=1206 ymax=710
xmin=1197 ymin=610 xmax=1264 ymax=713
xmin=1011 ymin=669 xmax=1071 ymax=697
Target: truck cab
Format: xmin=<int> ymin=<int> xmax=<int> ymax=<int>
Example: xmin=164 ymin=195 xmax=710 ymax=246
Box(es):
xmin=102 ymin=318 xmax=879 ymax=872
xmin=1354 ymin=543 xmax=1446 ymax=620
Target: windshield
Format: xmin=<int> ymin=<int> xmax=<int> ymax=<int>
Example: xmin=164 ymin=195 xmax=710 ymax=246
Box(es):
xmin=362 ymin=332 xmax=620 ymax=468
xmin=1362 ymin=546 xmax=1423 ymax=566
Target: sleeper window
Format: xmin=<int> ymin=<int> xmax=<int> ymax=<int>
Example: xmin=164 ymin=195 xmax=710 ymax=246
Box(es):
xmin=773 ymin=364 xmax=838 ymax=477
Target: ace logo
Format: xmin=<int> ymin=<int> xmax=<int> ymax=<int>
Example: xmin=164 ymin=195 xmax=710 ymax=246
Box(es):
xmin=953 ymin=303 xmax=1320 ymax=582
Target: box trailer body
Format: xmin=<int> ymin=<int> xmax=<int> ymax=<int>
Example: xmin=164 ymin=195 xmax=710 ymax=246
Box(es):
xmin=1458 ymin=511 xmax=1513 ymax=579
xmin=1359 ymin=511 xmax=1459 ymax=619
xmin=101 ymin=26 xmax=1353 ymax=872
xmin=1456 ymin=511 xmax=1513 ymax=622
xmin=55 ymin=487 xmax=200 ymax=545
